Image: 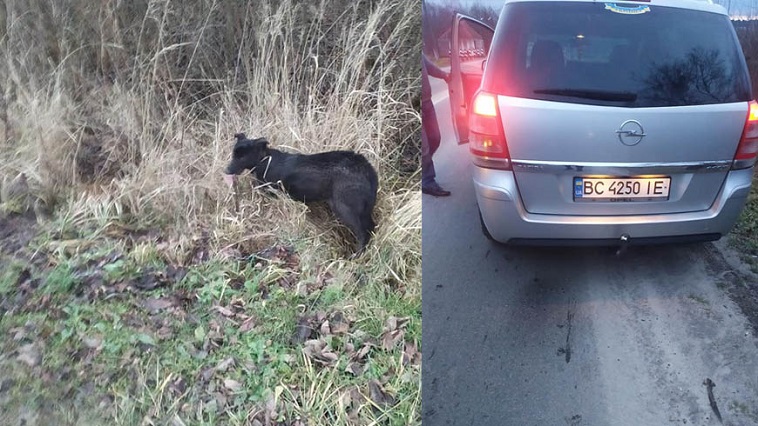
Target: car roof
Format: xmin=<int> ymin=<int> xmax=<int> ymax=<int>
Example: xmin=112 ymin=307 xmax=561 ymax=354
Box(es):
xmin=502 ymin=0 xmax=728 ymax=16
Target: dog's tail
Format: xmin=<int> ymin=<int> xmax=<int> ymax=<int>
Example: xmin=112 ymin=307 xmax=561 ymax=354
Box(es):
xmin=234 ymin=132 xmax=247 ymax=141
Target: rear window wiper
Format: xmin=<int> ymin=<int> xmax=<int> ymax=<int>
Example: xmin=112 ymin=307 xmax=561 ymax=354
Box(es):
xmin=533 ymin=88 xmax=637 ymax=102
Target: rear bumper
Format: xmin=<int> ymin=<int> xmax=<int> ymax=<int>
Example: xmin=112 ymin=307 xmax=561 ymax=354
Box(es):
xmin=473 ymin=166 xmax=753 ymax=245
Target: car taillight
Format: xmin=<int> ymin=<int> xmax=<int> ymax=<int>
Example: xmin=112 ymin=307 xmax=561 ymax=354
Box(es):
xmin=734 ymin=100 xmax=758 ymax=169
xmin=469 ymin=91 xmax=511 ymax=170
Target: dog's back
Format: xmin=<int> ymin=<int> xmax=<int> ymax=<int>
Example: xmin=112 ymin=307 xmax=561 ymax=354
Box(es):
xmin=266 ymin=150 xmax=377 ymax=203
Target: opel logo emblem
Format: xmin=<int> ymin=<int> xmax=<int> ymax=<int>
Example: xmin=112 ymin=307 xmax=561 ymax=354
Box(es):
xmin=616 ymin=120 xmax=645 ymax=146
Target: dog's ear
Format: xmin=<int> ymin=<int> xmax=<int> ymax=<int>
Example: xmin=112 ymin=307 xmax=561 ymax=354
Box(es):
xmin=253 ymin=138 xmax=269 ymax=150
xmin=234 ymin=132 xmax=247 ymax=141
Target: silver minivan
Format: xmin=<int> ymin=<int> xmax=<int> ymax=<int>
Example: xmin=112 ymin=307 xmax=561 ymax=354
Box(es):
xmin=448 ymin=0 xmax=758 ymax=246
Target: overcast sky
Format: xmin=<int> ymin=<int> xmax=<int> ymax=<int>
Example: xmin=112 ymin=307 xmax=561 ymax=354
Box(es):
xmin=715 ymin=0 xmax=758 ymax=18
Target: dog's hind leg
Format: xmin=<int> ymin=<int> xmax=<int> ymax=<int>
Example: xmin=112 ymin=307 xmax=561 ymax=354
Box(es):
xmin=331 ymin=197 xmax=370 ymax=255
xmin=359 ymin=199 xmax=376 ymax=244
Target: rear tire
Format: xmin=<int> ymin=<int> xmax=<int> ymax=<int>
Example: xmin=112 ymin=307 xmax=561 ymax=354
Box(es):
xmin=479 ymin=209 xmax=495 ymax=242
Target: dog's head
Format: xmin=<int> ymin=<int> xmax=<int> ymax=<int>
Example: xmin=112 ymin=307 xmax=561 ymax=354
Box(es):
xmin=225 ymin=133 xmax=270 ymax=177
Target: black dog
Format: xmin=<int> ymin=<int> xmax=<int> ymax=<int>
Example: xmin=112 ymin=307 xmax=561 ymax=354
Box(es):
xmin=225 ymin=133 xmax=379 ymax=254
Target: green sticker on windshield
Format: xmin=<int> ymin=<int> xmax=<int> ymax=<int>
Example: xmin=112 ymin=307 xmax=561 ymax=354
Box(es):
xmin=604 ymin=3 xmax=650 ymax=14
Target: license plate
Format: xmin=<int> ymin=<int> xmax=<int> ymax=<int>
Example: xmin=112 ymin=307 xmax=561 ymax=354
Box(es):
xmin=573 ymin=177 xmax=670 ymax=202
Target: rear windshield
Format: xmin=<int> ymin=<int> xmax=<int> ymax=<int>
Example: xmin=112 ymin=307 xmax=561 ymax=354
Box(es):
xmin=482 ymin=2 xmax=752 ymax=107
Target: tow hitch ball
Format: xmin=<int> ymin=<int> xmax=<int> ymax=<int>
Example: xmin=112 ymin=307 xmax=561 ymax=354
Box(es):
xmin=616 ymin=234 xmax=630 ymax=256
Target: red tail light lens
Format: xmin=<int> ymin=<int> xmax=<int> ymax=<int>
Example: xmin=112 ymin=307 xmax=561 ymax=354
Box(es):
xmin=469 ymin=92 xmax=511 ymax=169
xmin=734 ymin=100 xmax=758 ymax=169
xmin=473 ymin=93 xmax=498 ymax=117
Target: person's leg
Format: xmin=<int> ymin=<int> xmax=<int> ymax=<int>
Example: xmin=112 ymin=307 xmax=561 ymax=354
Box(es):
xmin=421 ymin=102 xmax=450 ymax=196
xmin=421 ymin=125 xmax=437 ymax=187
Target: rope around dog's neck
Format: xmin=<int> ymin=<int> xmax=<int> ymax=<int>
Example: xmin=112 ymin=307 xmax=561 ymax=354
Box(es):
xmin=253 ymin=155 xmax=273 ymax=181
xmin=250 ymin=155 xmax=284 ymax=192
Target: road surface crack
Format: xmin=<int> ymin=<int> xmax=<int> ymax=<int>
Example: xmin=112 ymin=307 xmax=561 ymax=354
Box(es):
xmin=557 ymin=299 xmax=576 ymax=363
xmin=703 ymin=378 xmax=723 ymax=424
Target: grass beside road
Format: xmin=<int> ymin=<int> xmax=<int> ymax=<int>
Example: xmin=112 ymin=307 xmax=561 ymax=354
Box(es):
xmin=0 ymin=221 xmax=420 ymax=425
xmin=732 ymin=170 xmax=758 ymax=273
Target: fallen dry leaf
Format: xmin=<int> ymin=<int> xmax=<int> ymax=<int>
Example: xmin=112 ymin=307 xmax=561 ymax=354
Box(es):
xmin=381 ymin=316 xmax=411 ymax=351
xmin=368 ymin=380 xmax=396 ymax=408
xmin=346 ymin=386 xmax=364 ymax=409
xmin=169 ymin=377 xmax=187 ymax=396
xmin=385 ymin=316 xmax=410 ymax=331
xmin=199 ymin=365 xmax=215 ymax=382
xmin=320 ymin=320 xmax=331 ymax=336
xmin=381 ymin=329 xmax=405 ymax=351
xmin=239 ymin=317 xmax=256 ymax=333
xmin=142 ymin=297 xmax=175 ymax=313
xmin=403 ymin=340 xmax=421 ymax=366
xmin=132 ymin=271 xmax=165 ymax=291
xmin=345 ymin=362 xmax=363 ymax=376
xmin=303 ymin=339 xmax=339 ymax=366
xmin=215 ymin=392 xmax=228 ymax=410
xmin=10 ymin=326 xmax=29 ymax=341
xmin=320 ymin=351 xmax=339 ymax=363
xmin=330 ymin=312 xmax=350 ymax=334
xmin=291 ymin=317 xmax=314 ymax=344
xmin=354 ymin=342 xmax=374 ymax=360
xmin=331 ymin=321 xmax=349 ymax=334
xmin=214 ymin=305 xmax=235 ymax=317
xmin=215 ymin=357 xmax=235 ymax=373
xmin=223 ymin=378 xmax=242 ymax=392
xmin=17 ymin=343 xmax=42 ymax=367
xmin=156 ymin=325 xmax=174 ymax=340
xmin=82 ymin=335 xmax=103 ymax=350
xmin=229 ymin=297 xmax=245 ymax=311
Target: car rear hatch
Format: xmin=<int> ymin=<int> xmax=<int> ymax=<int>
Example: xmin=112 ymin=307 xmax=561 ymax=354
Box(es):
xmin=502 ymin=99 xmax=747 ymax=215
xmin=480 ymin=1 xmax=752 ymax=216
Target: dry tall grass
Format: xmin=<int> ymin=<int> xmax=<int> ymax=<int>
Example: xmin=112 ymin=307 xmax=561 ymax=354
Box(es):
xmin=0 ymin=0 xmax=421 ymax=277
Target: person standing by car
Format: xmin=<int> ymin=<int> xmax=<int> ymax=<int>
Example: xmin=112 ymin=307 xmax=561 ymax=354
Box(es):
xmin=422 ymin=51 xmax=452 ymax=197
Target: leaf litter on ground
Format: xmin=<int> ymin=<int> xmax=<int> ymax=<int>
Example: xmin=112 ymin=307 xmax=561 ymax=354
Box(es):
xmin=381 ymin=316 xmax=410 ymax=351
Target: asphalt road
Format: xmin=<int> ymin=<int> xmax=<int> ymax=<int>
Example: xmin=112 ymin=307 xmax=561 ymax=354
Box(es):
xmin=421 ymin=77 xmax=758 ymax=426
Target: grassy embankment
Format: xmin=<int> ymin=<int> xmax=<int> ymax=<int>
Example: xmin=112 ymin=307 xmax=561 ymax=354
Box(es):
xmin=0 ymin=1 xmax=421 ymax=425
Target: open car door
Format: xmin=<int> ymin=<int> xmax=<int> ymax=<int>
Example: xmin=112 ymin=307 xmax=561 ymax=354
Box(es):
xmin=449 ymin=14 xmax=494 ymax=144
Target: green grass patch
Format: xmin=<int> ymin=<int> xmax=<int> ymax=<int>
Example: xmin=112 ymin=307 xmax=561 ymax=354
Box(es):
xmin=0 ymin=258 xmax=26 ymax=295
xmin=0 ymin=235 xmax=420 ymax=425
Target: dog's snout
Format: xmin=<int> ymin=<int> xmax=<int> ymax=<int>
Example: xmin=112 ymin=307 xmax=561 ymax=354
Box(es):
xmin=223 ymin=173 xmax=236 ymax=188
xmin=225 ymin=160 xmax=244 ymax=176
